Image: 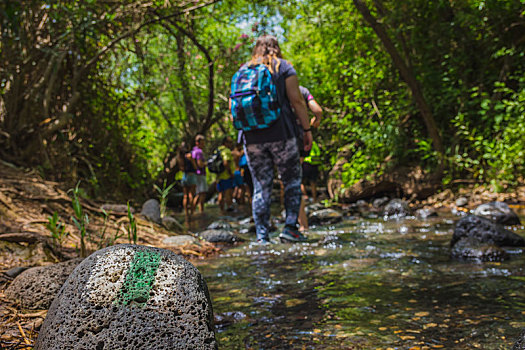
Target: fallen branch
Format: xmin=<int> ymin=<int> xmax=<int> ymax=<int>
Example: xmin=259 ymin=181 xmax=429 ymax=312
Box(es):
xmin=16 ymin=321 xmax=30 ymax=345
xmin=18 ymin=311 xmax=47 ymax=318
xmin=0 ymin=191 xmax=15 ymax=210
xmin=0 ymin=232 xmax=46 ymax=244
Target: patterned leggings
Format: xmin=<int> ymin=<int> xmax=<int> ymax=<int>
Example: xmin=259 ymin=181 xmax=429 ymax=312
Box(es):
xmin=245 ymin=138 xmax=302 ymax=241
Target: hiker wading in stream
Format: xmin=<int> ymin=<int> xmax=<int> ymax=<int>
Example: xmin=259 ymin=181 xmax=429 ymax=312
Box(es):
xmin=230 ymin=35 xmax=312 ymax=244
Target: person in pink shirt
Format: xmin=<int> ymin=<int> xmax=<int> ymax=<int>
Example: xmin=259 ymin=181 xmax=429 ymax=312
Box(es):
xmin=191 ymin=134 xmax=208 ymax=213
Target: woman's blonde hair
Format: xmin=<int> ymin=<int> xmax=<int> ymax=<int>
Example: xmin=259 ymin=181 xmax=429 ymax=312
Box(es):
xmin=250 ymin=35 xmax=283 ymax=74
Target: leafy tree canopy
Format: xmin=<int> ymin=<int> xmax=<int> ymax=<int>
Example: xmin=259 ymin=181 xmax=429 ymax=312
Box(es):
xmin=1 ymin=0 xmax=524 ymax=199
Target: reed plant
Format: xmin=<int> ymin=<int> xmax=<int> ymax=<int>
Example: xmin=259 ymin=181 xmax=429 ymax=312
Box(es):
xmin=154 ymin=180 xmax=175 ymax=218
xmin=45 ymin=211 xmax=69 ymax=250
xmin=127 ymin=201 xmax=137 ymax=244
xmin=70 ymin=182 xmax=89 ymax=257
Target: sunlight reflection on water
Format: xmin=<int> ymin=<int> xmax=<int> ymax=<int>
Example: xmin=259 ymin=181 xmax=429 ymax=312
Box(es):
xmin=193 ymin=210 xmax=525 ymax=349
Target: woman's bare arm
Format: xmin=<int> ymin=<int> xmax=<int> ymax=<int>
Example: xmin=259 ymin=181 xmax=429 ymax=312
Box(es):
xmin=285 ymin=75 xmax=312 ymax=151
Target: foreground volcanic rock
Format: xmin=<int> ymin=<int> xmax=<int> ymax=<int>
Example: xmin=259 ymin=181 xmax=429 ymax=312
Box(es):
xmin=35 ymin=244 xmax=217 ymax=350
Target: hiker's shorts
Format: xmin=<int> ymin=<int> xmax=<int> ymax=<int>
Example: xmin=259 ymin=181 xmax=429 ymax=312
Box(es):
xmin=195 ymin=175 xmax=208 ymax=193
xmin=217 ymin=178 xmax=235 ymax=192
xmin=181 ymin=173 xmax=197 ymax=187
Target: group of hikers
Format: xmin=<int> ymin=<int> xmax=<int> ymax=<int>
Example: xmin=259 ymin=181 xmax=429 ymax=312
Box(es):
xmin=175 ymin=34 xmax=324 ymax=244
xmin=176 ymin=135 xmax=253 ymax=218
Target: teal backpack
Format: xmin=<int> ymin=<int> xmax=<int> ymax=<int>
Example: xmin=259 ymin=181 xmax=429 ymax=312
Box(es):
xmin=230 ymin=63 xmax=280 ymax=131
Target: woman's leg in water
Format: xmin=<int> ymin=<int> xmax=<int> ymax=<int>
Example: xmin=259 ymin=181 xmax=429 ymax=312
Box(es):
xmin=245 ymin=143 xmax=274 ymax=241
xmin=272 ymin=138 xmax=302 ymax=229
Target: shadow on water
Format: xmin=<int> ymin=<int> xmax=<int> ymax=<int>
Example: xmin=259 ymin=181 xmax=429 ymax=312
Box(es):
xmin=192 ymin=208 xmax=525 ymax=349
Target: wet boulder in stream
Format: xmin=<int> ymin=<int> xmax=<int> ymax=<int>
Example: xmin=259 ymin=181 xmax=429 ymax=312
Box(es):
xmin=356 ymin=199 xmax=370 ymax=216
xmin=383 ymin=199 xmax=412 ymax=218
xmin=35 ymin=244 xmax=217 ymax=350
xmin=199 ymin=229 xmax=242 ymax=244
xmin=207 ymin=220 xmax=233 ymax=231
xmin=513 ymin=329 xmax=525 ymax=350
xmin=308 ymin=208 xmax=343 ymax=225
xmin=451 ymin=215 xmax=525 ymax=248
xmin=161 ymin=215 xmax=184 ymax=232
xmin=372 ymin=196 xmax=389 ymax=209
xmin=415 ymin=208 xmax=438 ymax=219
xmin=450 ymin=237 xmax=508 ymax=262
xmin=472 ymin=201 xmax=521 ymax=225
xmin=305 ymin=202 xmax=326 ymax=216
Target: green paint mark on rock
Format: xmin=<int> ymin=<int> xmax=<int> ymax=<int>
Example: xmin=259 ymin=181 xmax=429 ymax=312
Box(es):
xmin=117 ymin=251 xmax=162 ymax=306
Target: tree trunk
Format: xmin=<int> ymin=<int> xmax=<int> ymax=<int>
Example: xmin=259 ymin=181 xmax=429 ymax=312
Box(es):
xmin=175 ymin=32 xmax=198 ymax=130
xmin=353 ymin=0 xmax=444 ymax=156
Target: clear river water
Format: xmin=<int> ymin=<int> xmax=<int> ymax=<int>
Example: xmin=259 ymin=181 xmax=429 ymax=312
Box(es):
xmin=186 ymin=206 xmax=525 ymax=349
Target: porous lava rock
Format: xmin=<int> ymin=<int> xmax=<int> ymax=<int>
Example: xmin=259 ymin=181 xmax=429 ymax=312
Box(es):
xmin=472 ymin=201 xmax=521 ymax=225
xmin=513 ymin=329 xmax=525 ymax=350
xmin=199 ymin=229 xmax=240 ymax=244
xmin=4 ymin=266 xmax=29 ymax=278
xmin=383 ymin=199 xmax=412 ymax=218
xmin=140 ymin=199 xmax=161 ymax=224
xmin=450 ymin=237 xmax=508 ymax=262
xmin=451 ymin=215 xmax=525 ymax=248
xmin=5 ymin=258 xmax=83 ymax=309
xmin=308 ymin=208 xmax=343 ymax=225
xmin=35 ymin=244 xmax=217 ymax=350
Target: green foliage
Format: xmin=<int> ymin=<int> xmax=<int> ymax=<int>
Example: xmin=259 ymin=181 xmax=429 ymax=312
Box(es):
xmin=447 ymin=74 xmax=525 ymax=185
xmin=45 ymin=212 xmax=69 ymax=250
xmin=51 ymin=188 xmax=126 ymax=254
xmin=127 ymin=202 xmax=138 ymax=245
xmin=154 ymin=180 xmax=176 ymax=218
xmin=2 ymin=0 xmax=525 ymax=197
xmin=70 ymin=182 xmax=90 ymax=257
xmin=280 ymin=0 xmax=525 ymax=190
xmin=283 ymin=0 xmax=420 ymax=190
xmin=94 ymin=209 xmax=125 ymax=249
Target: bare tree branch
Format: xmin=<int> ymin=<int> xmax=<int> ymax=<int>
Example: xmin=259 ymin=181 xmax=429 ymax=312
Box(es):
xmin=82 ymin=0 xmax=220 ymax=74
xmin=353 ymin=0 xmax=444 ymax=156
xmin=159 ymin=13 xmax=215 ymax=130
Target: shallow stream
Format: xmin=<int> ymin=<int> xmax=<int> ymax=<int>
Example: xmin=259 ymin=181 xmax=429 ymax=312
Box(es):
xmin=189 ymin=208 xmax=525 ymax=349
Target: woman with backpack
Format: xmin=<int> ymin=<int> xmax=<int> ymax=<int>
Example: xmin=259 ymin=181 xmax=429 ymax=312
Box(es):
xmin=230 ymin=35 xmax=313 ymax=244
